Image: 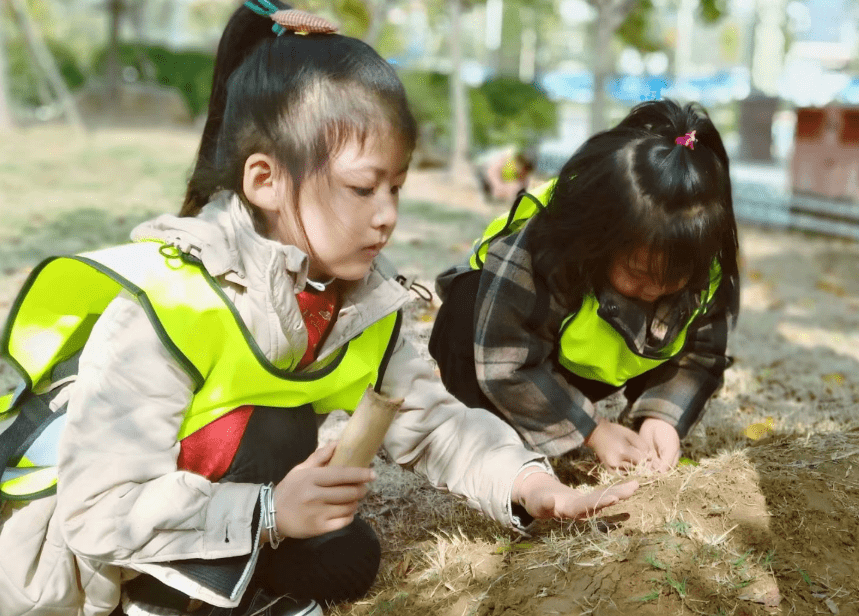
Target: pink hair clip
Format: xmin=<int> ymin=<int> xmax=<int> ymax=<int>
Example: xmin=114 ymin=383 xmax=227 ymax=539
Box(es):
xmin=271 ymin=9 xmax=337 ymax=34
xmin=675 ymin=130 xmax=697 ymax=150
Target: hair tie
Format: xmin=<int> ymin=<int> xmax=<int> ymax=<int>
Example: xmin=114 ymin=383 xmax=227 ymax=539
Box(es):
xmin=675 ymin=130 xmax=697 ymax=150
xmin=244 ymin=1 xmax=337 ymax=35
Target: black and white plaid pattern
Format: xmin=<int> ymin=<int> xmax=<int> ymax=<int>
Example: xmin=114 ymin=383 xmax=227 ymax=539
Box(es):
xmin=436 ymin=220 xmax=737 ymax=457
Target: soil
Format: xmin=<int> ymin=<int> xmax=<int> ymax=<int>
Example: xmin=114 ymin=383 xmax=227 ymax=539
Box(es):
xmin=330 ymin=176 xmax=859 ymax=616
xmin=470 ymin=434 xmax=859 ymax=616
xmin=3 ymin=127 xmax=859 ymax=616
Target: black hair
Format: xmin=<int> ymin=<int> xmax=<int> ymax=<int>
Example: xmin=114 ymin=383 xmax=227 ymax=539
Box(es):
xmin=182 ymin=1 xmax=417 ymax=232
xmin=530 ymin=99 xmax=738 ymax=313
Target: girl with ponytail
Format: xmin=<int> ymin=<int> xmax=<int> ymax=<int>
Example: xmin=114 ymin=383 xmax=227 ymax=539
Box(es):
xmin=0 ymin=3 xmax=636 ymax=616
xmin=430 ymin=99 xmax=739 ymax=473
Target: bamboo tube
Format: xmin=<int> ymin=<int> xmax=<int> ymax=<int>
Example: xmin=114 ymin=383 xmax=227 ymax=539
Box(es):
xmin=329 ymin=386 xmax=404 ymax=468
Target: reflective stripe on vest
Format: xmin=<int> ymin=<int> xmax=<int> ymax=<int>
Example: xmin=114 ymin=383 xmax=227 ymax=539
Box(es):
xmin=0 ymin=405 xmax=64 ymax=500
xmin=0 ymin=241 xmax=400 ymax=500
xmin=468 ymin=179 xmax=556 ymax=270
xmin=465 ymin=178 xmax=722 ymax=387
xmin=557 ymin=263 xmax=721 ymax=386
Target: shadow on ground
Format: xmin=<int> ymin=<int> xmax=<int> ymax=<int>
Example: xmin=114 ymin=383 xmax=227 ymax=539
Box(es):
xmin=0 ymin=207 xmax=162 ymax=274
xmin=0 ymin=206 xmax=162 ymax=391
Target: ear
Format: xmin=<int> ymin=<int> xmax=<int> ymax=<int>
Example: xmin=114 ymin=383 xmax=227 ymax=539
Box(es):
xmin=242 ymin=153 xmax=286 ymax=212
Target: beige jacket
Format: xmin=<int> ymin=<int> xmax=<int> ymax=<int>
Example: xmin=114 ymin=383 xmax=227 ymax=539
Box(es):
xmin=0 ymin=192 xmax=551 ymax=616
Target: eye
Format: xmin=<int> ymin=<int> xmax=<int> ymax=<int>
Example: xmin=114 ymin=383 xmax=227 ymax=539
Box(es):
xmin=351 ymin=186 xmax=374 ymax=197
xmin=391 ymin=185 xmax=402 ymax=196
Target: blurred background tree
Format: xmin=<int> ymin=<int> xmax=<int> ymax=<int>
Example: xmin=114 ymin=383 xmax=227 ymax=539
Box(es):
xmin=587 ymin=0 xmax=726 ymax=132
xmin=0 ymin=0 xmax=821 ymax=176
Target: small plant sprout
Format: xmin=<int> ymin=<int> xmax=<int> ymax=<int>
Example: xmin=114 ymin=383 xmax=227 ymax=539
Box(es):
xmin=731 ymin=548 xmax=754 ymax=580
xmin=731 ymin=548 xmax=753 ymax=569
xmin=666 ymin=516 xmax=691 ymax=537
xmin=664 ymin=571 xmax=688 ymax=598
xmin=369 ymin=591 xmax=409 ymax=614
xmin=634 ymin=589 xmax=661 ymax=603
xmin=645 ymin=553 xmax=669 ymax=570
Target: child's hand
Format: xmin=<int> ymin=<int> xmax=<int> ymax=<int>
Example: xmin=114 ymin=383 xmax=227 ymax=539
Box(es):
xmin=584 ymin=417 xmax=651 ymax=470
xmin=638 ymin=418 xmax=680 ymax=472
xmin=272 ymin=442 xmax=375 ymax=540
xmin=513 ymin=470 xmax=638 ymax=520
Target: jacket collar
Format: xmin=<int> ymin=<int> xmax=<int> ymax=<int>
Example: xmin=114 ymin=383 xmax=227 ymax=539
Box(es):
xmin=131 ymin=192 xmax=411 ymax=363
xmin=132 ymin=191 xmax=315 ymax=291
xmin=594 ymin=284 xmax=700 ymax=356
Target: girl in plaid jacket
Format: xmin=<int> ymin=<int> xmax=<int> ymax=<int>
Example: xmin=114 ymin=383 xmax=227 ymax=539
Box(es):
xmin=430 ymin=100 xmax=739 ymax=473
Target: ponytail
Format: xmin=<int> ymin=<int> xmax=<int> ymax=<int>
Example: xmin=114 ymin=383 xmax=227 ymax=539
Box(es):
xmin=180 ymin=2 xmax=415 ymax=231
xmin=181 ymin=1 xmax=291 ymax=217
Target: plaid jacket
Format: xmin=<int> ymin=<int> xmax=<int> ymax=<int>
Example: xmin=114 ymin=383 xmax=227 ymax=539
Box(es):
xmin=436 ymin=220 xmax=738 ymax=457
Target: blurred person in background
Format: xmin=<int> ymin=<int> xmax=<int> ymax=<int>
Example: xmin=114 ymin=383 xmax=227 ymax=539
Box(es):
xmin=475 ymin=144 xmax=536 ymax=203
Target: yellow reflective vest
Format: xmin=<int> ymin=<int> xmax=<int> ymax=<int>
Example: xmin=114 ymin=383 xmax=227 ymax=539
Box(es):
xmin=467 ymin=179 xmax=721 ymax=387
xmin=0 ymin=241 xmax=400 ymax=501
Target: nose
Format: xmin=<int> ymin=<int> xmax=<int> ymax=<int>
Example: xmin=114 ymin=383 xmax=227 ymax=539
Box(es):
xmin=372 ymin=193 xmax=398 ymax=230
xmin=639 ymin=280 xmax=669 ymax=301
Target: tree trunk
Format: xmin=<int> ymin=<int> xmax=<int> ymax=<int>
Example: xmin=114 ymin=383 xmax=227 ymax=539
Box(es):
xmin=105 ymin=0 xmax=123 ymax=105
xmin=448 ymin=0 xmax=473 ymax=185
xmin=589 ymin=3 xmax=613 ymax=134
xmin=750 ymin=0 xmax=786 ymax=95
xmin=9 ymin=0 xmax=84 ymax=131
xmin=675 ymin=0 xmax=695 ymax=77
xmin=485 ymin=0 xmax=503 ymax=73
xmin=363 ymin=0 xmax=388 ymax=47
xmin=0 ymin=5 xmax=14 ymax=130
xmin=588 ymin=0 xmax=636 ymax=135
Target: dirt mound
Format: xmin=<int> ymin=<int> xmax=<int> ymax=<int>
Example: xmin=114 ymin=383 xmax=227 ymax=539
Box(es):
xmin=346 ymin=432 xmax=859 ymax=616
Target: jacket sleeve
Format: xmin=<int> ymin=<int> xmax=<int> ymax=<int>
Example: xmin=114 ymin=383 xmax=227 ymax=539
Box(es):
xmin=379 ymin=333 xmax=553 ymax=528
xmin=622 ymin=277 xmax=738 ymax=438
xmin=471 ymin=231 xmax=599 ymax=457
xmin=56 ymin=293 xmax=262 ymax=566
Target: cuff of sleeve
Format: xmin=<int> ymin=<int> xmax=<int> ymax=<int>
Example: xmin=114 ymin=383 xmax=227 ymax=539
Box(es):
xmin=128 ymin=485 xmax=264 ymax=609
xmin=507 ymin=461 xmax=554 ymax=533
xmin=203 ymin=482 xmax=264 ymax=556
xmin=627 ymin=400 xmax=682 ymax=431
xmin=252 ymin=489 xmax=262 ymax=548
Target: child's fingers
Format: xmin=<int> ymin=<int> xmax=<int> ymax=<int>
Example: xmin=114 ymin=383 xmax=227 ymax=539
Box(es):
xmin=609 ymin=479 xmax=639 ymax=500
xmin=618 ymin=443 xmax=650 ymax=468
xmin=626 ymin=432 xmax=652 ymax=457
xmin=318 ymin=483 xmax=371 ymax=505
xmin=649 ymin=457 xmax=671 ymax=473
xmin=650 ymin=439 xmax=680 ymax=472
xmin=315 ymin=465 xmax=376 ymax=487
xmin=553 ymin=491 xmax=611 ymax=519
xmin=324 ymin=502 xmax=361 ymax=521
xmin=577 ymin=480 xmax=638 ymax=516
xmin=319 ymin=512 xmax=359 ymax=535
xmin=646 ymin=444 xmax=670 ymax=472
xmin=295 ymin=442 xmax=338 ymax=470
xmin=527 ymin=478 xmax=639 ymax=520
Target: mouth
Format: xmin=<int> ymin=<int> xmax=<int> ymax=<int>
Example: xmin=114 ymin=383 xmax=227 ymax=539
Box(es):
xmin=364 ymin=242 xmax=386 ymax=256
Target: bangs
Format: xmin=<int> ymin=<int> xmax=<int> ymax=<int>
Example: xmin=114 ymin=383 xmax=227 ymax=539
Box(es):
xmin=642 ymin=203 xmax=727 ymax=291
xmin=620 ymin=135 xmax=731 ymax=292
xmin=273 ymin=78 xmax=415 ymax=183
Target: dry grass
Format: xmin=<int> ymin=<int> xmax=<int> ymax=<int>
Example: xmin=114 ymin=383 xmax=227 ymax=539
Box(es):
xmin=3 ymin=126 xmax=859 ymax=616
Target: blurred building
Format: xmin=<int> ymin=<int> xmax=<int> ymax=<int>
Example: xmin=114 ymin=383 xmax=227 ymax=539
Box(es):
xmin=779 ymin=0 xmax=858 ymax=107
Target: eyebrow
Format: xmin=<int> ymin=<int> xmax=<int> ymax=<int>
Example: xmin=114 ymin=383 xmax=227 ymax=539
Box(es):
xmin=348 ymin=163 xmax=409 ymax=176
